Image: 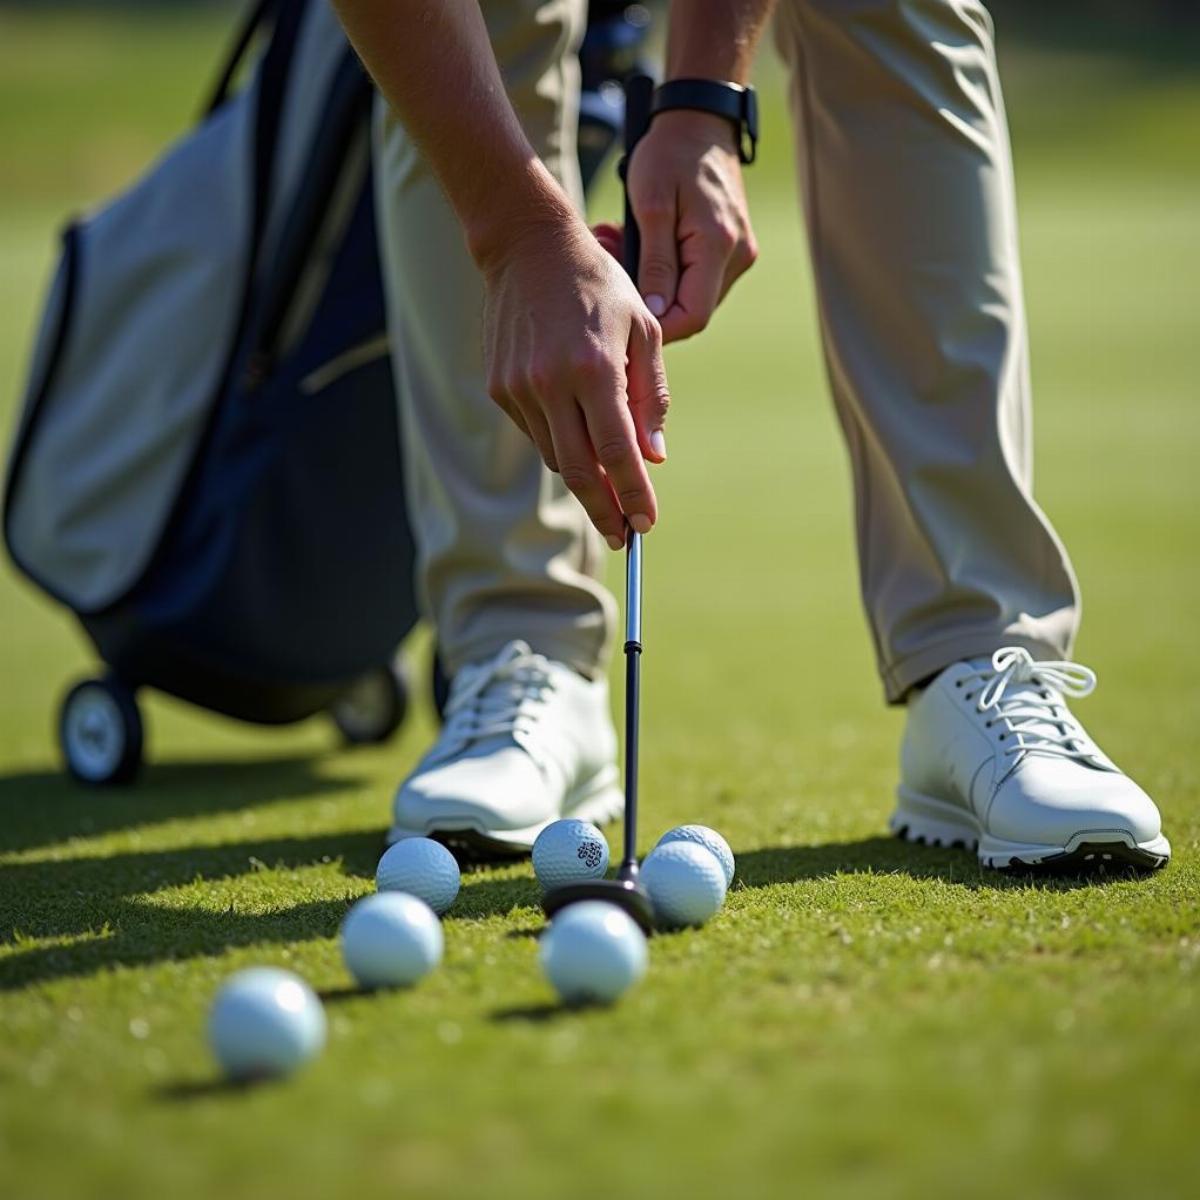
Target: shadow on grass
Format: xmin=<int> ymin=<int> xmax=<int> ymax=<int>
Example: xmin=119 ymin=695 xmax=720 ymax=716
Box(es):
xmin=489 ymin=1002 xmax=573 ymax=1024
xmin=0 ymin=895 xmax=356 ymax=993
xmin=734 ymin=838 xmax=1147 ymax=893
xmin=451 ymin=874 xmax=542 ymax=922
xmin=0 ymin=821 xmax=386 ymax=991
xmin=157 ymin=1075 xmax=283 ymax=1102
xmin=0 ymin=755 xmax=364 ymax=856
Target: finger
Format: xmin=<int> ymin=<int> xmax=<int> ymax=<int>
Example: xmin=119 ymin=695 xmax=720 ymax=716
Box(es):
xmin=717 ymin=230 xmax=758 ymax=306
xmin=487 ymin=370 xmax=533 ymax=441
xmin=658 ymin=224 xmax=731 ymax=343
xmin=634 ymin=186 xmax=679 ymax=321
xmin=511 ymin=389 xmax=558 ymax=471
xmin=591 ymin=222 xmax=623 ymax=261
xmin=627 ymin=316 xmax=670 ymax=464
xmin=576 ymin=360 xmax=657 ymax=533
xmin=546 ymin=403 xmax=627 ymax=550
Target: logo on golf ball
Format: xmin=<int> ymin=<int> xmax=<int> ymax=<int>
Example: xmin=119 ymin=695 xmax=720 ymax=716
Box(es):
xmin=577 ymin=840 xmax=604 ymax=869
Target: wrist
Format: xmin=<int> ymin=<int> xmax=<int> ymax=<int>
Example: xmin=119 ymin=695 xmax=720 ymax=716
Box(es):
xmin=645 ymin=107 xmax=739 ymax=156
xmin=465 ymin=157 xmax=581 ymax=273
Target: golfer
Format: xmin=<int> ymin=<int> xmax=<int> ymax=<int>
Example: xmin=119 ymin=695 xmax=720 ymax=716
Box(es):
xmin=331 ymin=0 xmax=1169 ymax=872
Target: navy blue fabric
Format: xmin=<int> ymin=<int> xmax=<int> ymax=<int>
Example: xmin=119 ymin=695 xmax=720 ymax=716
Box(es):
xmin=85 ymin=162 xmax=417 ymax=709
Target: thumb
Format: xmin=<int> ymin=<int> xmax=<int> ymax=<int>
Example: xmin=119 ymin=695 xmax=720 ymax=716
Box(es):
xmin=627 ymin=313 xmax=670 ymax=463
xmin=634 ymin=190 xmax=679 ymax=322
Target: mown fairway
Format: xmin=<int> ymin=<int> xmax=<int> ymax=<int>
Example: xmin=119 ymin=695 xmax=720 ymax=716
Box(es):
xmin=1 ymin=9 xmax=1198 ymax=1198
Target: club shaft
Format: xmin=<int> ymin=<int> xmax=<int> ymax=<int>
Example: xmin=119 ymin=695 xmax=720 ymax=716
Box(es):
xmin=622 ymin=531 xmax=643 ymax=870
xmin=618 ymin=74 xmax=653 ymax=878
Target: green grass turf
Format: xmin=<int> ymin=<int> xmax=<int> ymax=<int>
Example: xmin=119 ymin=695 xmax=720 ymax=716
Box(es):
xmin=2 ymin=9 xmax=1199 ymax=1198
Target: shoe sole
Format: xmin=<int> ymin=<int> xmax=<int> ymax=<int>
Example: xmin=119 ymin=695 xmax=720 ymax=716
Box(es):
xmin=384 ymin=765 xmax=625 ymax=859
xmin=891 ymin=786 xmax=1171 ymax=875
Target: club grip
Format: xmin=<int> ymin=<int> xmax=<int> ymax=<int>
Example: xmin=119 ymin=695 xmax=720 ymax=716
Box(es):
xmin=621 ymin=73 xmax=655 ymax=285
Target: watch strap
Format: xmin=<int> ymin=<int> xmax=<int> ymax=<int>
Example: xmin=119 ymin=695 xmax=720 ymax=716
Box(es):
xmin=649 ymin=78 xmax=758 ymax=165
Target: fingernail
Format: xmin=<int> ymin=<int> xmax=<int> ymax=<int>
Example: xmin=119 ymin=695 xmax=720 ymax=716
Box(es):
xmin=629 ymin=513 xmax=652 ymax=535
xmin=645 ymin=294 xmax=666 ymax=317
xmin=606 ymin=533 xmax=625 ymax=552
xmin=649 ymin=430 xmax=667 ymax=460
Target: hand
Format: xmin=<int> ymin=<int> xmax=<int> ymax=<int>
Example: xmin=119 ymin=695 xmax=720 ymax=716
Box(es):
xmin=625 ymin=109 xmax=758 ymax=343
xmin=480 ymin=215 xmax=670 ymax=549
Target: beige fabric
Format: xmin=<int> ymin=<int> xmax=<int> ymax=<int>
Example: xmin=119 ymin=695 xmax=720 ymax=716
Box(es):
xmin=373 ymin=0 xmax=1080 ymax=699
xmin=775 ymin=0 xmax=1080 ymax=700
xmin=372 ymin=0 xmax=615 ymax=678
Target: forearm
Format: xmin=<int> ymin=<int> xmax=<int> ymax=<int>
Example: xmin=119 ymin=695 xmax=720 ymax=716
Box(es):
xmin=332 ymin=0 xmax=576 ymax=266
xmin=664 ymin=0 xmax=776 ymax=84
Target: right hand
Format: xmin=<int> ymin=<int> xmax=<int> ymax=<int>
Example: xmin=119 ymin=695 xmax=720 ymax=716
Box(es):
xmin=479 ymin=216 xmax=670 ymax=550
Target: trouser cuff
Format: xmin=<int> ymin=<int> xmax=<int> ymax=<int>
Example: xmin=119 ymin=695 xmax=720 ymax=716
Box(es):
xmin=881 ymin=632 xmax=1069 ymax=705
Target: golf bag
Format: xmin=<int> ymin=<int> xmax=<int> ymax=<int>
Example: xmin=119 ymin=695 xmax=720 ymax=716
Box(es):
xmin=3 ymin=0 xmax=651 ymax=786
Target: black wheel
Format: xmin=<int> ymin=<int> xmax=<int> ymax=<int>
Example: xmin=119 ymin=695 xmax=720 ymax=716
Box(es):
xmin=59 ymin=676 xmax=144 ymax=786
xmin=330 ymin=661 xmax=409 ymax=745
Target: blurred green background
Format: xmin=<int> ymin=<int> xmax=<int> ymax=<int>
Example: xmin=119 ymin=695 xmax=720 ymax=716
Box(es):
xmin=1 ymin=4 xmax=1198 ymax=1199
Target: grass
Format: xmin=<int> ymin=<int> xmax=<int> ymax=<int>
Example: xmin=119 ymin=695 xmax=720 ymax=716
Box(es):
xmin=1 ymin=7 xmax=1199 ymax=1198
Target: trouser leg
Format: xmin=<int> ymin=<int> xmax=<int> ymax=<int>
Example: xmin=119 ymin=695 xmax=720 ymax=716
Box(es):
xmin=775 ymin=0 xmax=1080 ymax=701
xmin=373 ymin=0 xmax=615 ymax=679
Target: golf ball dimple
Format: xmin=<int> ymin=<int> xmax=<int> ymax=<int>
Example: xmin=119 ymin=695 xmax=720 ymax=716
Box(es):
xmin=655 ymin=824 xmax=735 ymax=888
xmin=208 ymin=967 xmax=326 ymax=1080
xmin=640 ymin=841 xmax=727 ymax=928
xmin=341 ymin=892 xmax=443 ymax=989
xmin=540 ymin=900 xmax=648 ymax=1005
xmin=532 ymin=819 xmax=610 ymax=890
xmin=376 ymin=837 xmax=461 ymax=915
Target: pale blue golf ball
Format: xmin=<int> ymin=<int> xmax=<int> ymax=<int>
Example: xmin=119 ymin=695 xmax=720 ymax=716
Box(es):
xmin=641 ymin=841 xmax=727 ymax=928
xmin=532 ymin=819 xmax=610 ymax=890
xmin=655 ymin=824 xmax=735 ymax=888
xmin=341 ymin=892 xmax=443 ymax=989
xmin=376 ymin=837 xmax=460 ymax=914
xmin=540 ymin=901 xmax=647 ymax=1004
xmin=208 ymin=968 xmax=326 ymax=1079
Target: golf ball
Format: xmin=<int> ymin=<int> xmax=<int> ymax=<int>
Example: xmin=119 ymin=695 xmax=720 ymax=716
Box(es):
xmin=640 ymin=841 xmax=727 ymax=928
xmin=208 ymin=967 xmax=326 ymax=1080
xmin=655 ymin=824 xmax=735 ymax=888
xmin=532 ymin=818 xmax=610 ymax=890
xmin=540 ymin=900 xmax=648 ymax=1005
xmin=341 ymin=892 xmax=443 ymax=989
xmin=376 ymin=837 xmax=460 ymax=915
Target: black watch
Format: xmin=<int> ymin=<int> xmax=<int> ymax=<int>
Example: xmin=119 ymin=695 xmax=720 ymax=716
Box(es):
xmin=648 ymin=78 xmax=759 ymax=165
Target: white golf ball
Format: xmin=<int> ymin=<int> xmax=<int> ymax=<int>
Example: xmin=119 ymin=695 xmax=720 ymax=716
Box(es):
xmin=540 ymin=901 xmax=648 ymax=1005
xmin=208 ymin=967 xmax=326 ymax=1080
xmin=641 ymin=841 xmax=727 ymax=928
xmin=532 ymin=819 xmax=610 ymax=890
xmin=376 ymin=837 xmax=460 ymax=915
xmin=655 ymin=824 xmax=735 ymax=888
xmin=341 ymin=892 xmax=443 ymax=989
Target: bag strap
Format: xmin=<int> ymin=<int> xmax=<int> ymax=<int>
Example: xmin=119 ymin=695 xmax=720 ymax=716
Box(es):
xmin=202 ymin=0 xmax=280 ymax=118
xmin=249 ymin=52 xmax=373 ymax=374
xmin=250 ymin=0 xmax=308 ymax=247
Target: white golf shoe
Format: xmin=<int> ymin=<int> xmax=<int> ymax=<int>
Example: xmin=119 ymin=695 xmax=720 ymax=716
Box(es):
xmin=388 ymin=641 xmax=623 ymax=854
xmin=892 ymin=647 xmax=1170 ymax=872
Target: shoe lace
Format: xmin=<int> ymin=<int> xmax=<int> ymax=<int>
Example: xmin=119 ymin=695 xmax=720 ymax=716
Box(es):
xmin=441 ymin=641 xmax=557 ymax=748
xmin=966 ymin=647 xmax=1097 ymax=761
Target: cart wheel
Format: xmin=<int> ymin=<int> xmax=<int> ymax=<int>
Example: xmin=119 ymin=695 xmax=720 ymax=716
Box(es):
xmin=330 ymin=662 xmax=409 ymax=745
xmin=59 ymin=677 xmax=144 ymax=786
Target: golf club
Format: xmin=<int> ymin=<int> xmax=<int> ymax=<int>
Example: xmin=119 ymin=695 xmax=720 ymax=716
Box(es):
xmin=542 ymin=72 xmax=657 ymax=935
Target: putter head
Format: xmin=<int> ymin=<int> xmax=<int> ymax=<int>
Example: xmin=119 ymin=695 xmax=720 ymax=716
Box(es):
xmin=542 ymin=877 xmax=655 ymax=935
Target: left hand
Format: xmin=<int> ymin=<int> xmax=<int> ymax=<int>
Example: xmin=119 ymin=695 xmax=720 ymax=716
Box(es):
xmin=607 ymin=108 xmax=758 ymax=343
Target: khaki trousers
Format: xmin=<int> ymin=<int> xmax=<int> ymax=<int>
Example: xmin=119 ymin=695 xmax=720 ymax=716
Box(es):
xmin=374 ymin=0 xmax=1080 ymax=701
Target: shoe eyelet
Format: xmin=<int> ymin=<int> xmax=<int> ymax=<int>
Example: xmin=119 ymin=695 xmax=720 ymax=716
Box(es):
xmin=955 ymin=681 xmax=963 ymax=689
xmin=999 ymin=734 xmax=1007 ymax=741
